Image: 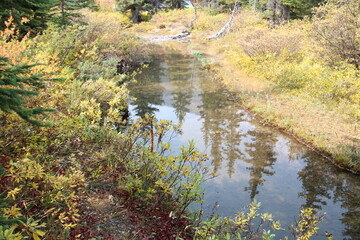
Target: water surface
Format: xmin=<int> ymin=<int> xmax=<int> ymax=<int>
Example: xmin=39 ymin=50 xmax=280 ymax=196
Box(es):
xmin=128 ymin=45 xmax=360 ymax=239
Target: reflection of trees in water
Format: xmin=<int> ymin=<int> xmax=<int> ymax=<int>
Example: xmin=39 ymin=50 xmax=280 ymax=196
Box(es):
xmin=243 ymin=129 xmax=277 ymax=200
xmin=130 ymin=51 xmax=195 ymax=122
xmin=198 ymin=86 xmax=278 ymax=197
xmin=129 ymin=55 xmax=165 ymax=118
xmin=198 ymin=90 xmax=246 ymax=177
xmin=297 ymin=152 xmax=360 ymax=239
xmin=340 ymin=185 xmax=360 ymax=239
xmin=166 ymin=54 xmax=194 ymax=124
xmin=172 ymin=87 xmax=192 ymax=123
xmin=298 ymin=153 xmax=332 ymax=209
xmin=337 ymin=179 xmax=360 ymax=239
xmin=223 ymin=113 xmax=245 ymax=177
xmin=199 ymin=90 xmax=228 ymax=172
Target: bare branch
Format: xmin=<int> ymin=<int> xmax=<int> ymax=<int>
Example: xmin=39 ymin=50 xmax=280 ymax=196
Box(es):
xmin=207 ymin=2 xmax=240 ymax=40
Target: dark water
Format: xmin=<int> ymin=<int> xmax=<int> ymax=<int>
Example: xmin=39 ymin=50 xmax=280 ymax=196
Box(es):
xmin=128 ymin=45 xmax=360 ymax=239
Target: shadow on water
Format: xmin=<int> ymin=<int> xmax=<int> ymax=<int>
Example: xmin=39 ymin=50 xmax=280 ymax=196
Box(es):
xmin=128 ymin=45 xmax=360 ymax=239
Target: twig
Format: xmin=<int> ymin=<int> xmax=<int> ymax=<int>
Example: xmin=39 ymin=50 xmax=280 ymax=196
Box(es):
xmin=59 ymin=29 xmax=85 ymax=66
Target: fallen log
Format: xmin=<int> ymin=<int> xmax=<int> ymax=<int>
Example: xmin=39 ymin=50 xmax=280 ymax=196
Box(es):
xmin=207 ymin=2 xmax=240 ymax=40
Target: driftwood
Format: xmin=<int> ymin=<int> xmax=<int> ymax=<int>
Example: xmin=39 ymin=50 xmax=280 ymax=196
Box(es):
xmin=207 ymin=2 xmax=240 ymax=40
xmin=138 ymin=31 xmax=191 ymax=42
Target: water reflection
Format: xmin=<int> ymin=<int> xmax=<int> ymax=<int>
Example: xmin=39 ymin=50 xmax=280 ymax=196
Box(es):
xmin=244 ymin=129 xmax=277 ymax=201
xmin=198 ymin=91 xmax=244 ymax=174
xmin=298 ymin=152 xmax=360 ymax=239
xmin=167 ymin=57 xmax=194 ymax=124
xmin=129 ymin=55 xmax=165 ymax=117
xmin=129 ymin=45 xmax=360 ymax=239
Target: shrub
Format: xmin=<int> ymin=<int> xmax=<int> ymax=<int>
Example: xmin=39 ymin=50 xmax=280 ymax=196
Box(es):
xmin=306 ymin=63 xmax=360 ymax=104
xmin=76 ymin=58 xmax=119 ymax=81
xmin=194 ymin=12 xmax=228 ymax=31
xmin=233 ymin=8 xmax=266 ymax=29
xmin=312 ymin=0 xmax=360 ymax=67
xmin=194 ymin=202 xmax=329 ymax=240
xmin=194 ymin=201 xmax=281 ymax=240
xmin=238 ymin=27 xmax=302 ymax=59
xmin=68 ymin=77 xmax=129 ymax=126
xmin=119 ymin=115 xmax=212 ymax=216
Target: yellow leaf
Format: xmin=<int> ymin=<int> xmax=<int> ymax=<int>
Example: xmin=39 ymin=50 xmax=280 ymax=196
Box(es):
xmin=35 ymin=229 xmax=46 ymax=236
xmin=6 ymin=187 xmax=21 ymax=200
xmin=3 ymin=205 xmax=23 ymax=218
xmin=33 ymin=233 xmax=40 ymax=240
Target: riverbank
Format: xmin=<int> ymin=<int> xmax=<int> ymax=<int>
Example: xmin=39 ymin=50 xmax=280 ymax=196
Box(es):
xmin=191 ymin=42 xmax=359 ymax=173
xmin=129 ymin=7 xmax=359 ymax=173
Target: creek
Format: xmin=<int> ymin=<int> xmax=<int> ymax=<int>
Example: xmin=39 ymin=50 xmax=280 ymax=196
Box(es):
xmin=128 ymin=45 xmax=360 ymax=239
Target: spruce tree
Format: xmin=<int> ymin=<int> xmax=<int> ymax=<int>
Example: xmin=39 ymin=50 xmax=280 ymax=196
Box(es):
xmin=164 ymin=0 xmax=186 ymax=9
xmin=0 ymin=57 xmax=54 ymax=126
xmin=282 ymin=0 xmax=325 ymax=18
xmin=0 ymin=0 xmax=55 ymax=38
xmin=51 ymin=0 xmax=97 ymax=27
xmin=116 ymin=0 xmax=163 ymax=23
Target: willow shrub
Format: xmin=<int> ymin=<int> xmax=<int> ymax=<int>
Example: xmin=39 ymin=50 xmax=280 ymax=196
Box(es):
xmin=193 ymin=201 xmax=330 ymax=240
xmin=194 ymin=12 xmax=229 ymax=31
xmin=29 ymin=11 xmax=145 ymax=71
xmin=311 ymin=0 xmax=360 ymax=68
xmin=149 ymin=8 xmax=194 ymax=27
xmin=68 ymin=77 xmax=129 ymax=126
xmin=80 ymin=10 xmax=146 ymax=62
xmin=237 ymin=26 xmax=302 ymax=59
xmin=194 ymin=201 xmax=281 ymax=240
xmin=0 ymin=9 xmax=150 ymax=238
xmin=216 ymin=12 xmax=359 ymax=117
xmin=130 ymin=8 xmax=195 ymax=33
xmin=119 ymin=114 xmax=213 ymax=217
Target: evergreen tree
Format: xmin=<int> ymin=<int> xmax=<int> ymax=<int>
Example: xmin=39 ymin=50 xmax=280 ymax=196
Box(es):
xmin=282 ymin=0 xmax=324 ymax=18
xmin=164 ymin=0 xmax=187 ymax=9
xmin=0 ymin=57 xmax=54 ymax=126
xmin=0 ymin=0 xmax=54 ymax=38
xmin=116 ymin=0 xmax=163 ymax=23
xmin=265 ymin=0 xmax=325 ymax=25
xmin=51 ymin=0 xmax=97 ymax=27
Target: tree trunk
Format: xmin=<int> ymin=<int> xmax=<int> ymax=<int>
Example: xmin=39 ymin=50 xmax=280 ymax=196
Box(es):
xmin=266 ymin=0 xmax=289 ymax=26
xmin=60 ymin=0 xmax=65 ymax=26
xmin=130 ymin=5 xmax=141 ymax=23
xmin=152 ymin=0 xmax=161 ymax=12
xmin=189 ymin=3 xmax=198 ymax=31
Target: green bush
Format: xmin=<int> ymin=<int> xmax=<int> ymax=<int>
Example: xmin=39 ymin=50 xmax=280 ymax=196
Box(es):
xmin=119 ymin=115 xmax=212 ymax=216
